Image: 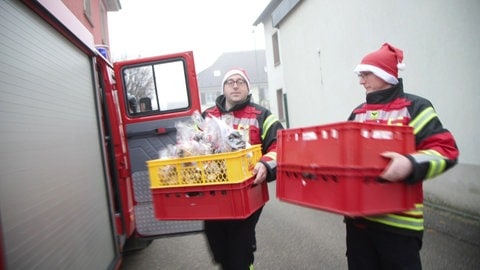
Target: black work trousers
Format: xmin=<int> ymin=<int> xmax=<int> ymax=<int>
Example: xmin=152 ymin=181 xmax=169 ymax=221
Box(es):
xmin=204 ymin=207 xmax=263 ymax=270
xmin=346 ymin=221 xmax=423 ymax=270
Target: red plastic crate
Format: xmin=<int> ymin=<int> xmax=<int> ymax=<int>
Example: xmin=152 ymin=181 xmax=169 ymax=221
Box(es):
xmin=276 ymin=164 xmax=422 ymax=216
xmin=151 ymin=178 xmax=269 ymax=220
xmin=276 ymin=122 xmax=422 ymax=216
xmin=277 ymin=121 xmax=415 ymax=169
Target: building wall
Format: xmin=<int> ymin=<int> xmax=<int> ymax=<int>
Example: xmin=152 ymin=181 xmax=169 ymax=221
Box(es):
xmin=62 ymin=0 xmax=110 ymax=46
xmin=262 ymin=16 xmax=285 ymax=126
xmin=261 ymin=0 xmax=479 ymax=165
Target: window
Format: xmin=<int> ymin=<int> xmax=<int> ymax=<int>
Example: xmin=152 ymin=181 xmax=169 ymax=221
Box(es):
xmin=83 ymin=0 xmax=93 ymax=26
xmin=122 ymin=59 xmax=190 ymax=116
xmin=205 ymin=92 xmax=217 ymax=104
xmin=200 ymin=91 xmax=218 ymax=107
xmin=99 ymin=2 xmax=107 ymax=44
xmin=276 ymin=89 xmax=285 ymax=121
xmin=272 ymin=32 xmax=281 ymax=66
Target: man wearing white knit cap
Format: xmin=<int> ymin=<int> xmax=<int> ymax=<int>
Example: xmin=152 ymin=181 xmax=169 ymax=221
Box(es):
xmin=202 ymin=68 xmax=284 ymax=270
xmin=345 ymin=43 xmax=459 ymax=269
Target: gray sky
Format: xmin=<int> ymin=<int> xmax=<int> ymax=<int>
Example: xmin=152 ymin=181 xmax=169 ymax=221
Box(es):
xmin=108 ymin=0 xmax=269 ymax=71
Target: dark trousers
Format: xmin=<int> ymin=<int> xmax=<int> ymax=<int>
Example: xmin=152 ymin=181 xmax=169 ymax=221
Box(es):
xmin=346 ymin=222 xmax=422 ymax=270
xmin=204 ymin=207 xmax=263 ymax=270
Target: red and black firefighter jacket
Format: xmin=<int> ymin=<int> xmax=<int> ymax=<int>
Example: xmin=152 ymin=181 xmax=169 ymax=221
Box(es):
xmin=346 ymin=79 xmax=459 ymax=237
xmin=202 ymin=94 xmax=284 ymax=182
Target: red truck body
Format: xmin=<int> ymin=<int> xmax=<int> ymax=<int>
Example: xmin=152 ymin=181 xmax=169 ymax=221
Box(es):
xmin=0 ymin=1 xmax=204 ymax=269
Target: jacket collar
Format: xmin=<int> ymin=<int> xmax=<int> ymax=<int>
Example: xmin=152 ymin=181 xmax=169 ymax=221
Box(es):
xmin=215 ymin=94 xmax=252 ymax=113
xmin=366 ymin=78 xmax=404 ymax=104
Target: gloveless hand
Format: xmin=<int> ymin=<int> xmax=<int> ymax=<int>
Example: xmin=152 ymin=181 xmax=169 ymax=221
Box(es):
xmin=379 ymin=151 xmax=413 ymax=182
xmin=252 ymin=162 xmax=267 ymax=185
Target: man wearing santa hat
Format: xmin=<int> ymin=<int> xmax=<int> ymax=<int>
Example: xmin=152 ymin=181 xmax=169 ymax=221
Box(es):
xmin=202 ymin=68 xmax=284 ymax=270
xmin=345 ymin=43 xmax=459 ymax=269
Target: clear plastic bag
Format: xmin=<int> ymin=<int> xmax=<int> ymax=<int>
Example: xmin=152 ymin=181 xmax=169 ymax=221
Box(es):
xmin=158 ymin=111 xmax=248 ymax=159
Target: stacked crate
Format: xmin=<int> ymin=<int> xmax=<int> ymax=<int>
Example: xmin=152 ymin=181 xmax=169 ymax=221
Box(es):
xmin=276 ymin=122 xmax=422 ymax=216
xmin=147 ymin=145 xmax=268 ymax=220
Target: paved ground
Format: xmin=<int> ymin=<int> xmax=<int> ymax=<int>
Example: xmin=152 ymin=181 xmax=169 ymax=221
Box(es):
xmin=119 ymin=163 xmax=480 ymax=269
xmin=121 ymin=177 xmax=480 ymax=270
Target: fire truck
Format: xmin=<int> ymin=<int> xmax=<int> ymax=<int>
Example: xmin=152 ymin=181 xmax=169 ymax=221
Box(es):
xmin=1 ymin=1 xmax=204 ymax=269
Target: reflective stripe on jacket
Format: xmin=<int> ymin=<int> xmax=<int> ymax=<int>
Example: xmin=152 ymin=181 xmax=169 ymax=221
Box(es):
xmin=348 ymin=79 xmax=459 ymax=234
xmin=203 ymin=94 xmax=284 ymax=182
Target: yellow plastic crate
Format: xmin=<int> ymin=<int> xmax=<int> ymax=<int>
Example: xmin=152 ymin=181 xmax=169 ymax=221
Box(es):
xmin=147 ymin=145 xmax=262 ymax=188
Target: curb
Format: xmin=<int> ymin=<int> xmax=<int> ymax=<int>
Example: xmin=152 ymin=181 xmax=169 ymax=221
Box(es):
xmin=424 ymin=193 xmax=480 ymax=222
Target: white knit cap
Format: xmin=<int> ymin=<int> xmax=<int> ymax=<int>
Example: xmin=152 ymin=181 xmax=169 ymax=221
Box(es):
xmin=222 ymin=68 xmax=251 ymax=92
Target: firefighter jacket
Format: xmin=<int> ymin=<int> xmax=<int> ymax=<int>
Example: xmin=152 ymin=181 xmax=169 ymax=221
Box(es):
xmin=202 ymin=94 xmax=284 ymax=182
xmin=346 ymin=79 xmax=459 ymax=236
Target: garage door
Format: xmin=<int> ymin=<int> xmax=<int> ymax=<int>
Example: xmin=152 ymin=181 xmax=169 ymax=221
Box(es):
xmin=0 ymin=1 xmax=117 ymax=269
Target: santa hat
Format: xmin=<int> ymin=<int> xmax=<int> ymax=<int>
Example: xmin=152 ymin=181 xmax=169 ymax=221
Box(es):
xmin=222 ymin=68 xmax=251 ymax=92
xmin=354 ymin=43 xmax=406 ymax=85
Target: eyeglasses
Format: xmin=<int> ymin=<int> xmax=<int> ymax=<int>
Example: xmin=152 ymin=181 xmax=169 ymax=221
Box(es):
xmin=358 ymin=72 xmax=373 ymax=79
xmin=224 ymin=79 xmax=246 ymax=86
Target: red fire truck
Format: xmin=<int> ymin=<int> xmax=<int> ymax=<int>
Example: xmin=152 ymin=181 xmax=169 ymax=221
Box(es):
xmin=1 ymin=1 xmax=204 ymax=269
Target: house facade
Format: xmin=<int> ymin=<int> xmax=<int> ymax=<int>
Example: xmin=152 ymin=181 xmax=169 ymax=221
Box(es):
xmin=254 ymin=0 xmax=479 ymax=169
xmin=196 ymin=50 xmax=269 ymax=112
xmin=62 ymin=0 xmax=121 ymax=59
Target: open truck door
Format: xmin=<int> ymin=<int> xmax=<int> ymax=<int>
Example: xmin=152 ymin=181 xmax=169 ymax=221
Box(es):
xmin=112 ymin=51 xmax=204 ymax=240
